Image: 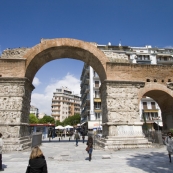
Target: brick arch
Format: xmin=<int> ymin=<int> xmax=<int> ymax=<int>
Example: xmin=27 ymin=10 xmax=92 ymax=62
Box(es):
xmin=139 ymin=83 xmax=173 ymax=130
xmin=23 ymin=38 xmax=109 ymax=82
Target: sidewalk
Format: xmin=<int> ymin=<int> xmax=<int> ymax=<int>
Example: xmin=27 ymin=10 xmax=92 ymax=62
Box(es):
xmin=2 ymin=137 xmax=173 ymax=173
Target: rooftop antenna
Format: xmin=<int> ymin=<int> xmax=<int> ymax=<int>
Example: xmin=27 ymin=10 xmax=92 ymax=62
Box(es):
xmin=119 ymin=40 xmax=121 ymax=47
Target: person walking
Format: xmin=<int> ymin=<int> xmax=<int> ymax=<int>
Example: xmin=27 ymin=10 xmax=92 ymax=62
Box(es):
xmin=82 ymin=132 xmax=85 ymax=143
xmin=74 ymin=131 xmax=80 ymax=146
xmin=0 ymin=133 xmax=3 ymax=171
xmin=27 ymin=146 xmax=48 ymax=173
xmin=86 ymin=136 xmax=93 ymax=161
xmin=165 ymin=132 xmax=173 ymax=163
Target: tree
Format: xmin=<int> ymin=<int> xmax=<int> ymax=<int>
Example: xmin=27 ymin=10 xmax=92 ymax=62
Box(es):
xmin=62 ymin=114 xmax=80 ymax=126
xmin=38 ymin=115 xmax=55 ymax=124
xmin=55 ymin=120 xmax=63 ymax=126
xmin=29 ymin=114 xmax=38 ymax=124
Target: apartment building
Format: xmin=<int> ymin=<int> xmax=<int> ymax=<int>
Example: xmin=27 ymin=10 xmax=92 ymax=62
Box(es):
xmin=30 ymin=105 xmax=39 ymax=118
xmin=139 ymin=96 xmax=162 ymax=130
xmin=80 ymin=64 xmax=102 ymax=131
xmin=80 ymin=43 xmax=173 ymax=131
xmin=51 ymin=86 xmax=80 ymax=122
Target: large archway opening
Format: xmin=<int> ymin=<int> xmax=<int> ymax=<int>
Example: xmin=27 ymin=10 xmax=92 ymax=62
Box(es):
xmin=24 ymin=38 xmax=109 ymax=138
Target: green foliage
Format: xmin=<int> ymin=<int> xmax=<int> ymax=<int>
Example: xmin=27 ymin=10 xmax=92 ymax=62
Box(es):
xmin=29 ymin=114 xmax=38 ymax=124
xmin=55 ymin=120 xmax=63 ymax=126
xmin=38 ymin=115 xmax=55 ymax=124
xmin=61 ymin=114 xmax=80 ymax=126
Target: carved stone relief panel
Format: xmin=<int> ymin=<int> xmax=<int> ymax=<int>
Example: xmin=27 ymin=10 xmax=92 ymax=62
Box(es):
xmin=1 ymin=48 xmax=30 ymax=59
xmin=101 ymin=81 xmax=144 ymax=124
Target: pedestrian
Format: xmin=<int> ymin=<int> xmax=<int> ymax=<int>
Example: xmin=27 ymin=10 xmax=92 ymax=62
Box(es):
xmin=165 ymin=132 xmax=173 ymax=163
xmin=48 ymin=128 xmax=52 ymax=142
xmin=27 ymin=146 xmax=48 ymax=173
xmin=86 ymin=136 xmax=93 ymax=161
xmin=74 ymin=131 xmax=80 ymax=146
xmin=0 ymin=133 xmax=3 ymax=171
xmin=82 ymin=132 xmax=85 ymax=143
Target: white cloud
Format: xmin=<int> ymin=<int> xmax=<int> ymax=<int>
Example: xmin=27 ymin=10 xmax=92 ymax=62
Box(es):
xmin=31 ymin=73 xmax=80 ymax=115
xmin=33 ymin=77 xmax=41 ymax=86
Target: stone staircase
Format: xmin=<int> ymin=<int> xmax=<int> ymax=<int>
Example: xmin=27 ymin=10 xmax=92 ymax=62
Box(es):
xmin=3 ymin=136 xmax=31 ymax=152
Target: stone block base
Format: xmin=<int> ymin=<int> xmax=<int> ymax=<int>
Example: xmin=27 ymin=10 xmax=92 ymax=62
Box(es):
xmin=96 ymin=136 xmax=152 ymax=150
xmin=3 ymin=136 xmax=31 ymax=152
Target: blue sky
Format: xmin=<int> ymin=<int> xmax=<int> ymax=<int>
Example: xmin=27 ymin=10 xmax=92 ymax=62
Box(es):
xmin=0 ymin=0 xmax=173 ymax=115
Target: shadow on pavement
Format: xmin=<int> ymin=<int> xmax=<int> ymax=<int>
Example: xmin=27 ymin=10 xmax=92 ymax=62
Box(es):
xmin=42 ymin=139 xmax=85 ymax=143
xmin=126 ymin=151 xmax=173 ymax=173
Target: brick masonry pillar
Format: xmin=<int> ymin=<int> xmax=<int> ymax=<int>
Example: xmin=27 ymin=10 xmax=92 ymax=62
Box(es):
xmin=99 ymin=80 xmax=151 ymax=149
xmin=0 ymin=77 xmax=34 ymax=151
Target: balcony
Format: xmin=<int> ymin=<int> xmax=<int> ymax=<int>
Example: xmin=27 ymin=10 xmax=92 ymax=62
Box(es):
xmin=94 ymin=107 xmax=102 ymax=113
xmin=136 ymin=59 xmax=151 ymax=64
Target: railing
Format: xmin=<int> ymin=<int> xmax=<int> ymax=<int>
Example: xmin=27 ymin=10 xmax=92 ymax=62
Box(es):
xmin=31 ymin=132 xmax=42 ymax=148
xmin=143 ymin=130 xmax=165 ymax=145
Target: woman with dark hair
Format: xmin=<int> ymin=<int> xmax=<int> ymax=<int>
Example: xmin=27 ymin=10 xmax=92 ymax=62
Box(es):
xmin=165 ymin=132 xmax=173 ymax=163
xmin=86 ymin=136 xmax=93 ymax=161
xmin=28 ymin=146 xmax=48 ymax=173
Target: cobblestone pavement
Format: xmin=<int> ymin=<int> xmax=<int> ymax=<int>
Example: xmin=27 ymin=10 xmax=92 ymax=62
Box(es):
xmin=2 ymin=137 xmax=173 ymax=173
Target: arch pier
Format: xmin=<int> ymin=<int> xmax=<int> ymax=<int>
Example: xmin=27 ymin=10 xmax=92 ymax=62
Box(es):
xmin=0 ymin=77 xmax=34 ymax=151
xmin=98 ymin=80 xmax=151 ymax=149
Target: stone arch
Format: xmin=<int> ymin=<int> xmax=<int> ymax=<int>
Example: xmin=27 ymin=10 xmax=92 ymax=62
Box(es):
xmin=23 ymin=38 xmax=109 ymax=83
xmin=139 ymin=83 xmax=173 ymax=130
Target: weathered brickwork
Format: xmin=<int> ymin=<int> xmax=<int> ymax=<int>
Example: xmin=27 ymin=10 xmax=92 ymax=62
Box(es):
xmin=0 ymin=38 xmax=173 ymax=150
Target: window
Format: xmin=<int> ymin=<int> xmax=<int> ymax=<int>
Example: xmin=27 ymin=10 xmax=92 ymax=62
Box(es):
xmin=95 ymin=81 xmax=99 ymax=87
xmin=143 ymin=102 xmax=147 ymax=109
xmin=151 ymin=102 xmax=156 ymax=109
xmin=94 ymin=102 xmax=101 ymax=109
xmin=164 ymin=57 xmax=167 ymax=61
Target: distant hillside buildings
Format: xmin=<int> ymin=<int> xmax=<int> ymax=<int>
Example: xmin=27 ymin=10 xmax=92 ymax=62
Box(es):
xmin=51 ymin=86 xmax=80 ymax=122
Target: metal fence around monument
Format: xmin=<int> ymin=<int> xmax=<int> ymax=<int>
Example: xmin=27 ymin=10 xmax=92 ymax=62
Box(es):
xmin=31 ymin=132 xmax=42 ymax=148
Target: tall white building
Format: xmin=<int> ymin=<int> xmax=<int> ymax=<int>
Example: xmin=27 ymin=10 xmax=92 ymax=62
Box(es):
xmin=51 ymin=86 xmax=80 ymax=122
xmin=80 ymin=64 xmax=102 ymax=130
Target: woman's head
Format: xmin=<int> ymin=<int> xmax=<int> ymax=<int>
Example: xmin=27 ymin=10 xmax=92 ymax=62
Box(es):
xmin=30 ymin=146 xmax=43 ymax=159
xmin=168 ymin=132 xmax=172 ymax=136
xmin=88 ymin=136 xmax=93 ymax=141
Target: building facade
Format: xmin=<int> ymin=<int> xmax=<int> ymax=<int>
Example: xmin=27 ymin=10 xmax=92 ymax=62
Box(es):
xmin=30 ymin=105 xmax=39 ymax=118
xmin=80 ymin=64 xmax=102 ymax=131
xmin=51 ymin=86 xmax=80 ymax=122
xmin=80 ymin=43 xmax=172 ymax=131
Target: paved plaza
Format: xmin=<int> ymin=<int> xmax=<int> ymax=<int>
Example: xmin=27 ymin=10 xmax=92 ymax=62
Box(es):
xmin=2 ymin=137 xmax=173 ymax=173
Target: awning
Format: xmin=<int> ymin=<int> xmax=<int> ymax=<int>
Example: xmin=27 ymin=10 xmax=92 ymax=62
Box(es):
xmin=80 ymin=122 xmax=87 ymax=126
xmin=157 ymin=54 xmax=172 ymax=56
xmin=154 ymin=121 xmax=163 ymax=127
xmin=143 ymin=109 xmax=158 ymax=113
xmin=88 ymin=121 xmax=101 ymax=129
xmin=94 ymin=98 xmax=101 ymax=102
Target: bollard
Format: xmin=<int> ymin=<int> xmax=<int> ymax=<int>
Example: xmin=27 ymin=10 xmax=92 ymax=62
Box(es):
xmin=69 ymin=137 xmax=70 ymax=141
xmin=59 ymin=138 xmax=60 ymax=141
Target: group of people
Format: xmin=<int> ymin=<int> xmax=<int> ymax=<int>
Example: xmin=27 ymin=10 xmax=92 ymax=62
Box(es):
xmin=1 ymin=131 xmax=172 ymax=172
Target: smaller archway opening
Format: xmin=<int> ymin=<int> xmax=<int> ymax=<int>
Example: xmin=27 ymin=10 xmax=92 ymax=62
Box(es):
xmin=146 ymin=79 xmax=150 ymax=82
xmin=168 ymin=79 xmax=171 ymax=82
xmin=140 ymin=90 xmax=173 ymax=134
xmin=154 ymin=79 xmax=157 ymax=82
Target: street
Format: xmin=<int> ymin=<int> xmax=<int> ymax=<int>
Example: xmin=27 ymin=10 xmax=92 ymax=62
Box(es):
xmin=2 ymin=137 xmax=173 ymax=173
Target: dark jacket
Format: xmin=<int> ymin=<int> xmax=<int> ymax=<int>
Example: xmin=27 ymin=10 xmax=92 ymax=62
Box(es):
xmin=87 ymin=139 xmax=93 ymax=148
xmin=29 ymin=155 xmax=47 ymax=173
